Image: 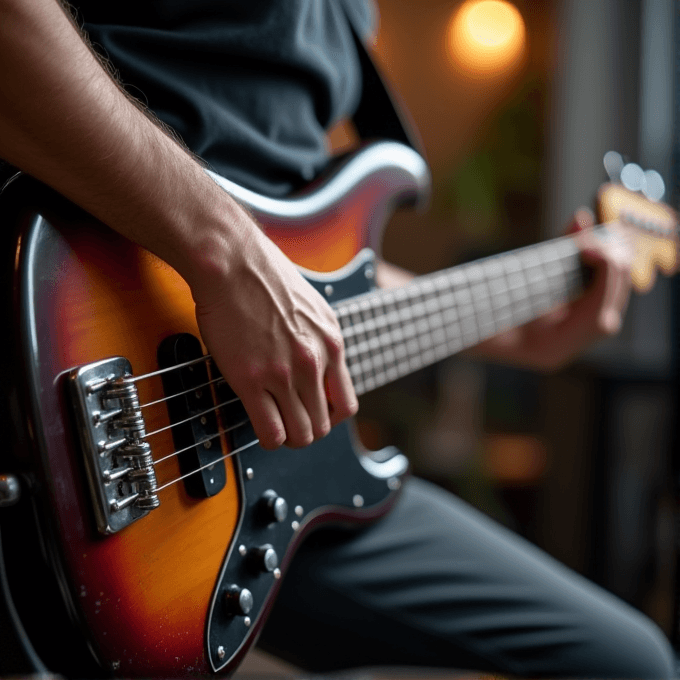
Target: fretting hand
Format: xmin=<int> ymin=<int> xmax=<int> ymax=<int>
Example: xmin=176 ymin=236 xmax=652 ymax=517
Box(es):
xmin=469 ymin=208 xmax=634 ymax=370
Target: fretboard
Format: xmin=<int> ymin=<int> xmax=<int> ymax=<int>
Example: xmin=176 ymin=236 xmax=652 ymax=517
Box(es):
xmin=333 ymin=234 xmax=586 ymax=396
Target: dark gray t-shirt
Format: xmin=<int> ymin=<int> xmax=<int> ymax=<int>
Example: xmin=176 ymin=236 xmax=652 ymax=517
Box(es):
xmin=75 ymin=0 xmax=374 ymax=196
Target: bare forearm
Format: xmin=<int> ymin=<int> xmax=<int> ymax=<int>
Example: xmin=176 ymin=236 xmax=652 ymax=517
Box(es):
xmin=0 ymin=0 xmax=239 ymax=285
xmin=0 ymin=0 xmax=358 ymax=448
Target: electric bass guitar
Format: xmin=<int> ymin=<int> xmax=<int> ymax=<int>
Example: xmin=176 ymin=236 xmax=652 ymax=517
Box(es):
xmin=0 ymin=141 xmax=676 ymax=677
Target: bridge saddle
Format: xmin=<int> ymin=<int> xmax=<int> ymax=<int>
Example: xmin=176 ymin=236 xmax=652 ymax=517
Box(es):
xmin=69 ymin=357 xmax=159 ymax=535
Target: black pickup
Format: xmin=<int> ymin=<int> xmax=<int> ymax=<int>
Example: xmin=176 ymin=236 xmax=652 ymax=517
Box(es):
xmin=157 ymin=333 xmax=232 ymax=498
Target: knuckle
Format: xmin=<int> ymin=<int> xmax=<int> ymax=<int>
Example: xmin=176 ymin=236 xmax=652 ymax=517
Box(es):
xmin=315 ymin=418 xmax=332 ymax=439
xmin=295 ymin=339 xmax=323 ymax=375
xmin=257 ymin=424 xmax=286 ymax=451
xmin=325 ymin=329 xmax=345 ymax=358
xmin=258 ymin=436 xmax=278 ymax=451
xmin=270 ymin=361 xmax=293 ymax=388
xmin=336 ymin=397 xmax=359 ymax=420
xmin=288 ymin=428 xmax=314 ymax=449
xmin=243 ymin=362 xmax=267 ymax=386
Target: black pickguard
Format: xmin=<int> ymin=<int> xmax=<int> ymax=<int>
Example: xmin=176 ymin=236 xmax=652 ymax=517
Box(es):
xmin=205 ymin=250 xmax=408 ymax=673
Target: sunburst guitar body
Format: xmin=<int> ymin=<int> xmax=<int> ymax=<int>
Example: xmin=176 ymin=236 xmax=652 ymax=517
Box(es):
xmin=0 ymin=141 xmax=676 ymax=677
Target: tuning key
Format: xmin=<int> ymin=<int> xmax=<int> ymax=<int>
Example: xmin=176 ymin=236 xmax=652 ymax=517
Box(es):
xmin=604 ymin=150 xmax=624 ymax=183
xmin=642 ymin=169 xmax=665 ymax=202
xmin=603 ymin=150 xmax=665 ymax=202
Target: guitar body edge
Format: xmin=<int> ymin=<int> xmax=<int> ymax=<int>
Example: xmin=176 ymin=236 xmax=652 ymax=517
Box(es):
xmin=0 ymin=141 xmax=426 ymax=677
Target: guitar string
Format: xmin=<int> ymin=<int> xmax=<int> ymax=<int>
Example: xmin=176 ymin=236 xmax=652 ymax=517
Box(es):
xmin=140 ymin=277 xmax=568 ymax=454
xmin=128 ymin=291 xmax=458 ymax=409
xmin=346 ymin=253 xmax=587 ymax=392
xmin=132 ymin=247 xmax=584 ymax=416
xmin=147 ymin=276 xmax=578 ymax=490
xmin=152 ymin=417 xmax=250 ymax=465
xmin=139 ymin=324 xmax=436 ymax=461
xmin=139 ymin=258 xmax=586 ymax=486
xmin=126 ymin=237 xmax=588 ymax=478
xmin=140 ymin=375 xmax=225 ymax=409
xmin=154 ymin=438 xmax=261 ymax=493
xmin=146 ymin=279 xmax=571 ymax=490
xmin=133 ymin=289 xmax=509 ymax=414
xmin=127 ymin=353 xmax=210 ymax=383
xmin=144 ymin=396 xmax=241 ymax=438
xmin=150 ymin=277 xmax=579 ymax=490
xmin=123 ymin=236 xmax=583 ymax=388
xmin=106 ymin=224 xmax=664 ymax=493
xmin=114 ymin=220 xmax=663 ymax=392
xmin=345 ymin=259 xmax=582 ymax=363
xmin=349 ymin=288 xmax=574 ymax=392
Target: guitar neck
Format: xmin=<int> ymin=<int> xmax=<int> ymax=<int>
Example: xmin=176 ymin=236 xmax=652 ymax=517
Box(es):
xmin=334 ymin=232 xmax=587 ymax=395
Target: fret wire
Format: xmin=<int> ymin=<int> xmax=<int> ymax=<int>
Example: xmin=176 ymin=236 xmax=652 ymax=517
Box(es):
xmin=345 ymin=299 xmax=365 ymax=384
xmin=506 ymin=253 xmax=533 ymax=329
xmin=349 ymin=296 xmax=507 ymax=392
xmin=337 ymin=234 xmax=582 ymax=324
xmin=381 ymin=290 xmax=401 ymax=381
xmin=343 ymin=288 xmax=456 ymax=347
xmin=338 ymin=235 xmax=586 ymax=394
xmin=470 ymin=263 xmax=494 ymax=339
xmin=347 ymin=261 xmax=581 ymax=395
xmin=358 ymin=308 xmax=375 ymax=389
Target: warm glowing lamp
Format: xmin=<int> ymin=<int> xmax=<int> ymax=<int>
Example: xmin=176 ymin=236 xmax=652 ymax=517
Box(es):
xmin=447 ymin=0 xmax=526 ymax=77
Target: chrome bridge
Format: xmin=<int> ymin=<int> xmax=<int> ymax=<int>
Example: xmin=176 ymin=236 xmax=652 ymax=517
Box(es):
xmin=69 ymin=357 xmax=160 ymax=535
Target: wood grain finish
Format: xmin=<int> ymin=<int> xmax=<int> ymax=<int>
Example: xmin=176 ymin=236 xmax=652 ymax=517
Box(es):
xmin=11 ymin=148 xmax=677 ymax=676
xmin=18 ymin=180 xmax=371 ymax=676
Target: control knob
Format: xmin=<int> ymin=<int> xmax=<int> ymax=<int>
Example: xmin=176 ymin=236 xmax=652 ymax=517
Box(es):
xmin=224 ymin=585 xmax=253 ymax=616
xmin=250 ymin=544 xmax=279 ymax=573
xmin=260 ymin=489 xmax=288 ymax=523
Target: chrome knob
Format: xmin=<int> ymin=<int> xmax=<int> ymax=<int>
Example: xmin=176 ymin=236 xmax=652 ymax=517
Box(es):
xmin=251 ymin=544 xmax=279 ymax=573
xmin=224 ymin=585 xmax=253 ymax=616
xmin=261 ymin=489 xmax=288 ymax=523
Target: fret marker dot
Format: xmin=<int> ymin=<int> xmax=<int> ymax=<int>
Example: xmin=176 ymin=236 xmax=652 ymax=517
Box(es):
xmin=324 ymin=284 xmax=334 ymax=297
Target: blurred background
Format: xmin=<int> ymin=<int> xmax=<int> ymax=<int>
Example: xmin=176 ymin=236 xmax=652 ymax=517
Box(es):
xmin=334 ymin=0 xmax=679 ymax=638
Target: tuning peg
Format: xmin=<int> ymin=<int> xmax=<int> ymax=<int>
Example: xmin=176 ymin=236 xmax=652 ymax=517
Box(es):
xmin=603 ymin=150 xmax=665 ymax=202
xmin=620 ymin=163 xmax=665 ymax=202
xmin=603 ymin=150 xmax=624 ymax=183
xmin=642 ymin=169 xmax=665 ymax=202
xmin=620 ymin=162 xmax=645 ymax=192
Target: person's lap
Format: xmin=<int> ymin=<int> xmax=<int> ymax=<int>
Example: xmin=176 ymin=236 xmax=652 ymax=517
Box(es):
xmin=258 ymin=477 xmax=675 ymax=678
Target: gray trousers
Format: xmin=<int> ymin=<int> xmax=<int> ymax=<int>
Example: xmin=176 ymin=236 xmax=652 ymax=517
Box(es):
xmin=258 ymin=477 xmax=676 ymax=677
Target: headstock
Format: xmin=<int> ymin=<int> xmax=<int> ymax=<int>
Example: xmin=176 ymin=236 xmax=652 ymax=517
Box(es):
xmin=597 ymin=156 xmax=678 ymax=293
